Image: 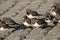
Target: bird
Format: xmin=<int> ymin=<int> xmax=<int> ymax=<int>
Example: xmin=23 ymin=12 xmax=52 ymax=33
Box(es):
xmin=2 ymin=17 xmax=19 ymax=27
xmin=23 ymin=16 xmax=32 ymax=28
xmin=50 ymin=3 xmax=60 ymax=23
xmin=44 ymin=12 xmax=55 ymax=26
xmin=26 ymin=9 xmax=42 ymax=19
xmin=0 ymin=19 xmax=9 ymax=31
xmin=31 ymin=18 xmax=46 ymax=28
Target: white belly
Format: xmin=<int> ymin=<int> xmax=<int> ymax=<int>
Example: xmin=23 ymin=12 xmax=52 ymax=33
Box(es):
xmin=27 ymin=14 xmax=34 ymax=19
xmin=23 ymin=22 xmax=31 ymax=26
xmin=27 ymin=14 xmax=39 ymax=19
xmin=0 ymin=27 xmax=8 ymax=31
xmin=51 ymin=11 xmax=57 ymax=16
xmin=58 ymin=20 xmax=60 ymax=23
xmin=45 ymin=19 xmax=52 ymax=23
xmin=32 ymin=23 xmax=42 ymax=27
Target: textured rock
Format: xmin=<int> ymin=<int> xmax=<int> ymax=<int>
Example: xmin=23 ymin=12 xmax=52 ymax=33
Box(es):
xmin=0 ymin=0 xmax=6 ymax=5
xmin=4 ymin=28 xmax=32 ymax=40
xmin=25 ymin=27 xmax=51 ymax=40
xmin=0 ymin=28 xmax=15 ymax=39
xmin=45 ymin=23 xmax=60 ymax=40
xmin=0 ymin=0 xmax=60 ymax=40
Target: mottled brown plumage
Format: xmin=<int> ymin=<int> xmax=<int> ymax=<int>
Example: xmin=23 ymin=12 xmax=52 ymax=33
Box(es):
xmin=26 ymin=9 xmax=40 ymax=16
xmin=50 ymin=3 xmax=60 ymax=21
xmin=2 ymin=18 xmax=19 ymax=26
xmin=23 ymin=16 xmax=31 ymax=27
xmin=31 ymin=18 xmax=46 ymax=28
xmin=26 ymin=9 xmax=43 ymax=19
xmin=0 ymin=19 xmax=9 ymax=29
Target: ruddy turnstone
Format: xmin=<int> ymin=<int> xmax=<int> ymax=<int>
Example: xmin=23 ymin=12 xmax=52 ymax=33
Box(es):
xmin=0 ymin=19 xmax=9 ymax=31
xmin=2 ymin=18 xmax=19 ymax=27
xmin=50 ymin=3 xmax=60 ymax=23
xmin=23 ymin=16 xmax=32 ymax=27
xmin=45 ymin=12 xmax=55 ymax=26
xmin=31 ymin=18 xmax=46 ymax=28
xmin=26 ymin=9 xmax=42 ymax=19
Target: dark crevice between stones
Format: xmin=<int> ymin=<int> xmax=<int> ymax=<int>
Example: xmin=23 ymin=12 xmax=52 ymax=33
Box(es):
xmin=0 ymin=13 xmax=4 ymax=16
xmin=57 ymin=37 xmax=60 ymax=40
xmin=43 ymin=26 xmax=55 ymax=36
xmin=0 ymin=37 xmax=4 ymax=40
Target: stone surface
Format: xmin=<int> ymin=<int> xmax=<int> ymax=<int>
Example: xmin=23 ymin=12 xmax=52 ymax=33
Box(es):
xmin=25 ymin=27 xmax=52 ymax=40
xmin=45 ymin=23 xmax=60 ymax=40
xmin=0 ymin=28 xmax=15 ymax=38
xmin=0 ymin=0 xmax=60 ymax=40
xmin=4 ymin=28 xmax=32 ymax=40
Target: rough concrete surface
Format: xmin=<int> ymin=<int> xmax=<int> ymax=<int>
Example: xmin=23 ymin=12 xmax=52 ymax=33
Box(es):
xmin=0 ymin=0 xmax=60 ymax=40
